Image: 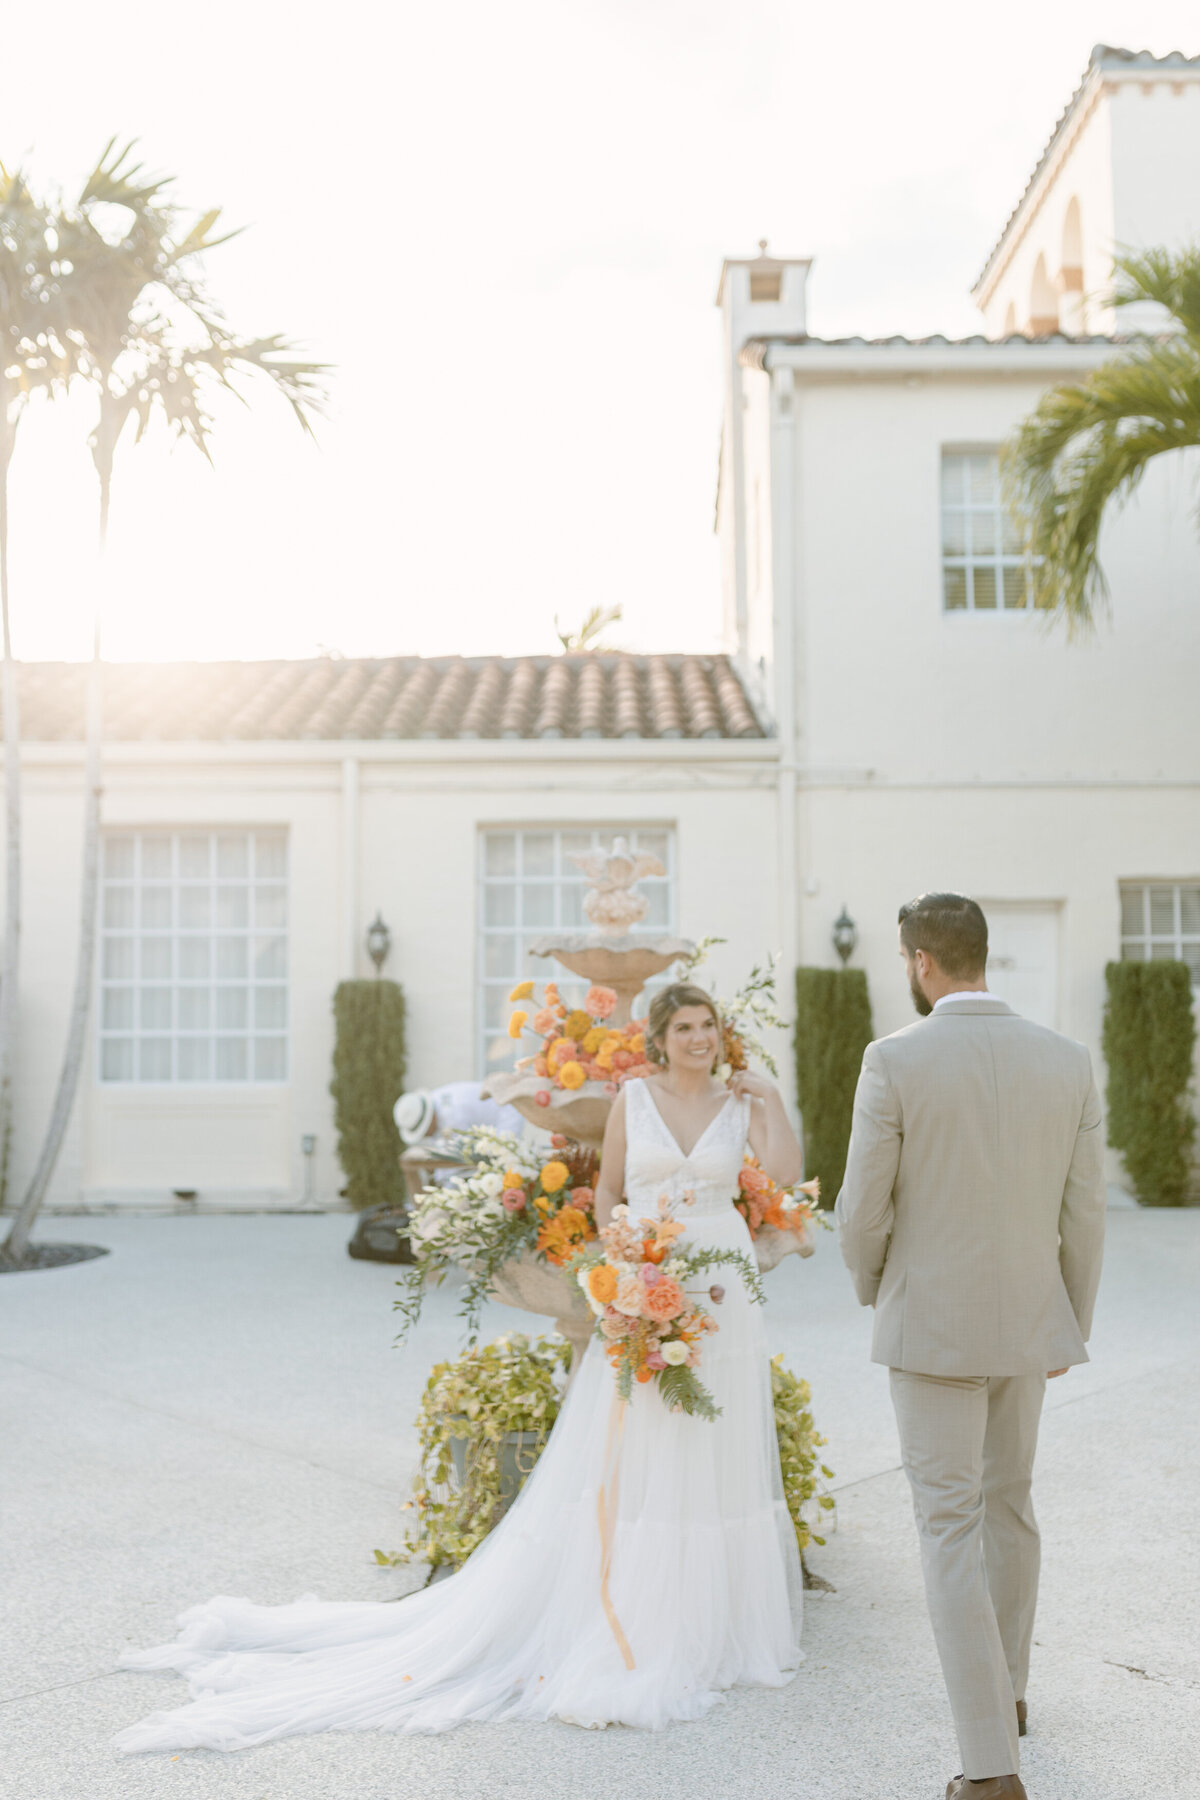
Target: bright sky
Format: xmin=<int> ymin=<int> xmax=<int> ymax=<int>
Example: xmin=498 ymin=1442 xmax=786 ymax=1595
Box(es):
xmin=3 ymin=2 xmax=1197 ymax=666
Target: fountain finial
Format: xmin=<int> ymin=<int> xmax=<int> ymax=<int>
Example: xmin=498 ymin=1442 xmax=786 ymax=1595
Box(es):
xmin=569 ymin=835 xmax=665 ymax=936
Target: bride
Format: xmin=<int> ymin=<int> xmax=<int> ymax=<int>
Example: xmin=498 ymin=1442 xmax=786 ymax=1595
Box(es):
xmin=115 ymin=982 xmax=807 ymax=1753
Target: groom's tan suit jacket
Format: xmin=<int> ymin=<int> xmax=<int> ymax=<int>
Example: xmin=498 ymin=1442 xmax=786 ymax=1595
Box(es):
xmin=836 ymin=997 xmax=1107 ymax=1376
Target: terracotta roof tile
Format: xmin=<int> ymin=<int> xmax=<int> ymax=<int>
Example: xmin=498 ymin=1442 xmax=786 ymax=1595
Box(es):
xmin=5 ymin=654 xmax=766 ymax=744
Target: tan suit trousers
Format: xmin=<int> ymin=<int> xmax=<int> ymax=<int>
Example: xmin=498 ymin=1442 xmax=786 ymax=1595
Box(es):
xmin=890 ymin=1369 xmax=1046 ymax=1781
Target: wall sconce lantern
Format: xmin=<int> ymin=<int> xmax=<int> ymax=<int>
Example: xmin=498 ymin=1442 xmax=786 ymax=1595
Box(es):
xmin=832 ymin=906 xmax=858 ymax=965
xmin=365 ymin=912 xmax=392 ymax=974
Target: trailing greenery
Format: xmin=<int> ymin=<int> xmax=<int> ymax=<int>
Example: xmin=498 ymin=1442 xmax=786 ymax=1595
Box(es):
xmin=794 ymin=967 xmax=874 ymax=1208
xmin=1102 ymin=961 xmax=1197 ymax=1207
xmin=376 ymin=1334 xmax=571 ymax=1572
xmin=1001 ymin=247 xmax=1200 ymax=632
xmin=772 ymin=1354 xmax=836 ymax=1553
xmin=330 ymin=979 xmax=407 ymax=1211
xmin=376 ymin=1337 xmax=835 ymax=1574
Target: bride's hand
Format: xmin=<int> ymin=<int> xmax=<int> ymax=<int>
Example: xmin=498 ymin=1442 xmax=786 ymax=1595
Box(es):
xmin=727 ymin=1071 xmax=777 ymax=1102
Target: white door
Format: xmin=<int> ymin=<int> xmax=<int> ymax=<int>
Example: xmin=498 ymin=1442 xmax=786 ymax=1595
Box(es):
xmin=981 ymin=903 xmax=1060 ymax=1029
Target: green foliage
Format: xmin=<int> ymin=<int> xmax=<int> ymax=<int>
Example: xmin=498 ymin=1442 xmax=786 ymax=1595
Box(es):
xmin=1001 ymin=246 xmax=1200 ymax=632
xmin=771 ymin=1354 xmax=836 ymax=1553
xmin=376 ymin=1334 xmax=571 ymax=1572
xmin=330 ymin=979 xmax=407 ymax=1211
xmin=377 ymin=1337 xmax=834 ymax=1574
xmin=656 ymin=1363 xmax=720 ymax=1420
xmin=794 ymin=967 xmax=874 ymax=1207
xmin=1102 ymin=961 xmax=1197 ymax=1207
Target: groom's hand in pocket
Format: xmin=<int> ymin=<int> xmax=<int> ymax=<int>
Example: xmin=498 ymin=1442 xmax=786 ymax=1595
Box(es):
xmin=1047 ymin=1368 xmax=1069 ymax=1378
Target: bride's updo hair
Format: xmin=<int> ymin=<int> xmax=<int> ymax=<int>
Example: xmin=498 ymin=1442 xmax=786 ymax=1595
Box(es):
xmin=645 ymin=983 xmax=723 ymax=1072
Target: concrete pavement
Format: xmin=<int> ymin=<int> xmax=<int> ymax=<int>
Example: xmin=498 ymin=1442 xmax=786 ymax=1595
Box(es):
xmin=1 ymin=1202 xmax=1197 ymax=1800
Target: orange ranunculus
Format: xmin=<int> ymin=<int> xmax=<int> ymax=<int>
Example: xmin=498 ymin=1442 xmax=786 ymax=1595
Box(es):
xmin=539 ymin=1160 xmax=570 ymax=1194
xmin=508 ymin=1010 xmax=529 ymax=1039
xmin=558 ymin=1060 xmax=587 ymax=1090
xmin=508 ymin=980 xmax=535 ymax=1001
xmin=628 ymin=1031 xmax=645 ymax=1053
xmin=635 ymin=1364 xmax=654 ymax=1384
xmin=642 ymin=1277 xmax=686 ymax=1322
xmin=564 ymin=1009 xmax=592 ymax=1041
xmin=595 ymin=1046 xmax=616 ymax=1071
xmin=738 ymin=1164 xmax=771 ymax=1196
xmin=641 ymin=1237 xmax=667 ymax=1264
xmin=588 ymin=1264 xmax=618 ymax=1303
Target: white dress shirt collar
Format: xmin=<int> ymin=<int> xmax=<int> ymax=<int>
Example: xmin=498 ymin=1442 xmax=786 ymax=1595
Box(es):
xmin=932 ymin=989 xmax=994 ymax=1011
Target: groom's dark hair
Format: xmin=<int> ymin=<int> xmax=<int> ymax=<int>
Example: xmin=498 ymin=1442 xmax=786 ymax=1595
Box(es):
xmin=898 ymin=892 xmax=988 ymax=978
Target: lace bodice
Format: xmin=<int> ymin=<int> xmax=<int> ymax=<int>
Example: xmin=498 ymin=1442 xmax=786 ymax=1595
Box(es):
xmin=623 ymin=1079 xmax=751 ymax=1220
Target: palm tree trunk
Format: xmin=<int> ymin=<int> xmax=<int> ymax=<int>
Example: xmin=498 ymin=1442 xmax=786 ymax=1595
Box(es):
xmin=3 ymin=449 xmax=107 ymax=1262
xmin=0 ymin=408 xmax=21 ymax=1220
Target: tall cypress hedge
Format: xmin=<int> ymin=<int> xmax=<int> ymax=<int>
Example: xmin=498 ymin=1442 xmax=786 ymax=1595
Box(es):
xmin=1102 ymin=960 xmax=1197 ymax=1207
xmin=794 ymin=967 xmax=874 ymax=1209
xmin=330 ymin=979 xmax=408 ymax=1211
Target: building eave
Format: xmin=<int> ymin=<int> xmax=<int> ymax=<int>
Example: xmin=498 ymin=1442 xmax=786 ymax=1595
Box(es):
xmin=740 ymin=334 xmax=1122 ymax=379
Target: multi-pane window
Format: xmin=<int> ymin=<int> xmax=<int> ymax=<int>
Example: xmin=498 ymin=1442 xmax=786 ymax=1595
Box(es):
xmin=99 ymin=831 xmax=288 ymax=1082
xmin=941 ymin=450 xmax=1038 ymax=612
xmin=480 ymin=827 xmax=674 ymax=1077
xmin=1120 ymin=883 xmax=1200 ymax=984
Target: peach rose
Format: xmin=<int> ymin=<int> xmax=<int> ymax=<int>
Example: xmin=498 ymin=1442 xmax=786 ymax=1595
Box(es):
xmin=642 ymin=1277 xmax=686 ymax=1322
xmin=585 ymin=985 xmax=617 ymax=1019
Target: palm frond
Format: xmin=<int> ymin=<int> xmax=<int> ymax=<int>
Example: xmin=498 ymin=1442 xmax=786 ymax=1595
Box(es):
xmin=1001 ymin=295 xmax=1200 ymax=630
xmin=1110 ymin=245 xmax=1200 ymax=344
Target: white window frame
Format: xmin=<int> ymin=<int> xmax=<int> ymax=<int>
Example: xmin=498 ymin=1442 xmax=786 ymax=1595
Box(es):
xmin=1119 ymin=881 xmax=1200 ymax=985
xmin=97 ymin=828 xmax=289 ymax=1084
xmin=478 ymin=826 xmax=676 ymax=1079
xmin=940 ymin=447 xmax=1039 ymax=613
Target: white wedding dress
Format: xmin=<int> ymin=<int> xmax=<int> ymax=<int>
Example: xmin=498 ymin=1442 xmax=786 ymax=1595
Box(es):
xmin=114 ymin=1083 xmax=803 ymax=1752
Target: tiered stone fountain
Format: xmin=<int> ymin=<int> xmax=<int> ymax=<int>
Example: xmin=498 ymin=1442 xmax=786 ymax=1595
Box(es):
xmin=481 ymin=839 xmax=809 ymax=1370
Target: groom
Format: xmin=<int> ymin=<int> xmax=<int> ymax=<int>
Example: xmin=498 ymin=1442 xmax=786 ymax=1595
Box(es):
xmin=836 ymin=893 xmax=1106 ymax=1800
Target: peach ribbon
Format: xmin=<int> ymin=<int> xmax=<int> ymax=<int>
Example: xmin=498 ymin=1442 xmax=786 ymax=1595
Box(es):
xmin=596 ymin=1392 xmax=635 ymax=1670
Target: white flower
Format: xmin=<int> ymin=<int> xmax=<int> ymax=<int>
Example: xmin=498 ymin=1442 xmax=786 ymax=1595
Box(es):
xmin=613 ymin=1274 xmax=645 ymax=1317
xmin=478 ymin=1172 xmax=504 ymax=1197
xmin=661 ymin=1341 xmax=689 ymax=1365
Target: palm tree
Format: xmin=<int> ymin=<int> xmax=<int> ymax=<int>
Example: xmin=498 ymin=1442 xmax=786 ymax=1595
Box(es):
xmin=555 ymin=604 xmax=624 ymax=652
xmin=0 ymin=170 xmax=77 ymax=1209
xmin=1002 ymin=247 xmax=1200 ymax=630
xmin=1 ymin=142 xmax=328 ymax=1266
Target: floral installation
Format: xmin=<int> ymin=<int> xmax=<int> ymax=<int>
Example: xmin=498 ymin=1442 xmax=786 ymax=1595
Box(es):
xmin=375 ymin=1333 xmax=572 ymax=1574
xmin=395 ymin=1127 xmax=599 ymax=1341
xmin=567 ymin=1198 xmax=765 ymax=1420
xmin=505 ymin=979 xmax=652 ymax=1099
xmin=736 ymin=1155 xmax=825 ymax=1242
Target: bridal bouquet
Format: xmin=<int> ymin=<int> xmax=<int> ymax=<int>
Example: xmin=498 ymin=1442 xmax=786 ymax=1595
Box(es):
xmin=736 ymin=1155 xmax=824 ymax=1241
xmin=505 ymin=980 xmax=654 ymax=1099
xmin=396 ymin=1128 xmax=599 ymax=1339
xmin=569 ymin=1199 xmax=764 ymax=1420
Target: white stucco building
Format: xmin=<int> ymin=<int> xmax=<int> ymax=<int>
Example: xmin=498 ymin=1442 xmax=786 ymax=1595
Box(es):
xmin=7 ymin=43 xmax=1199 ymax=1214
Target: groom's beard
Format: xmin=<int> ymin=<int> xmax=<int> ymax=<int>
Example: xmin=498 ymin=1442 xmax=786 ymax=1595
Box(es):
xmin=908 ymin=971 xmax=933 ymax=1017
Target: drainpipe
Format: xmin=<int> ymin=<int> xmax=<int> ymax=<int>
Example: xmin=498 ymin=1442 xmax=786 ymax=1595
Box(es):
xmin=341 ymin=755 xmax=359 ymax=980
xmin=769 ymin=363 xmax=800 ymax=984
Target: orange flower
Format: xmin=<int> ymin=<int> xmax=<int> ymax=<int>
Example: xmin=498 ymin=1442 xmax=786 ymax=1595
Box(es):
xmin=628 ymin=1031 xmax=645 ymax=1054
xmin=585 ymin=985 xmax=617 ymax=1019
xmin=641 ymin=1237 xmax=667 ymax=1264
xmin=635 ymin=1365 xmax=654 ymax=1384
xmin=738 ymin=1164 xmax=771 ymax=1196
xmin=588 ymin=1264 xmax=618 ymax=1303
xmin=532 ymin=1007 xmax=557 ymax=1035
xmin=539 ymin=1160 xmax=570 ymax=1194
xmin=564 ymin=1009 xmax=592 ymax=1041
xmin=533 ymin=1055 xmax=549 ymax=1076
xmin=642 ymin=1277 xmax=686 ymax=1322
xmin=508 ymin=1010 xmax=529 ymax=1039
xmin=547 ymin=1037 xmax=579 ymax=1072
xmin=502 ymin=1169 xmax=524 ymax=1191
xmin=582 ymin=1026 xmax=609 ymax=1053
xmin=558 ymin=1060 xmax=586 ymax=1090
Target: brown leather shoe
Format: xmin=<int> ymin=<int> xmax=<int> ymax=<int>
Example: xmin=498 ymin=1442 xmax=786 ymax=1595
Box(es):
xmin=945 ymin=1777 xmax=1028 ymax=1799
xmin=1016 ymin=1699 xmax=1027 ymax=1737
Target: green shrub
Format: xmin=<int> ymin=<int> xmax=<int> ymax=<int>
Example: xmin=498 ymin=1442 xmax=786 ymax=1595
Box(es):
xmin=330 ymin=979 xmax=407 ymax=1210
xmin=794 ymin=967 xmax=874 ymax=1207
xmin=772 ymin=1354 xmax=835 ymax=1552
xmin=1102 ymin=961 xmax=1197 ymax=1207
